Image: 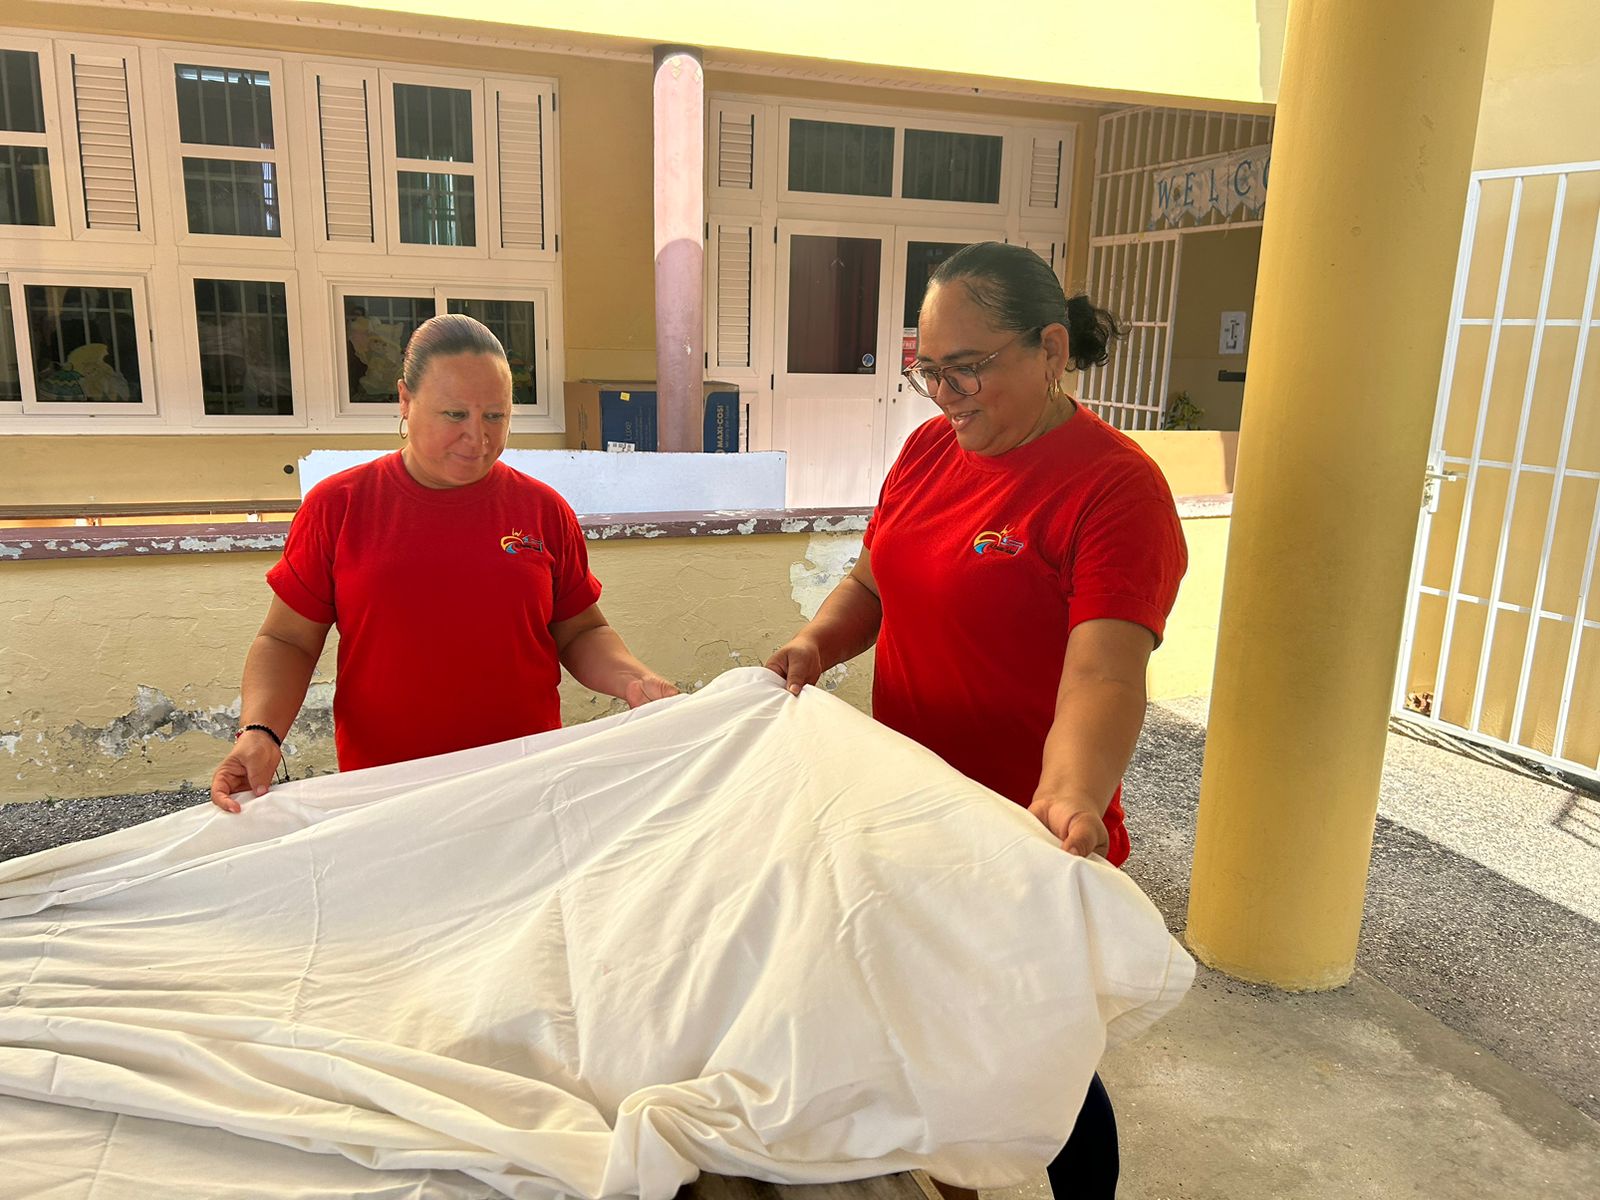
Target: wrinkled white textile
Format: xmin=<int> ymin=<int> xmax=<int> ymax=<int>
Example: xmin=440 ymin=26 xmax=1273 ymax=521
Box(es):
xmin=0 ymin=668 xmax=1192 ymax=1200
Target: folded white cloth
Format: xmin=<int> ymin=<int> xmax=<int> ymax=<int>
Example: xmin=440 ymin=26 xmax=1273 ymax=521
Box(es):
xmin=0 ymin=667 xmax=1192 ymax=1200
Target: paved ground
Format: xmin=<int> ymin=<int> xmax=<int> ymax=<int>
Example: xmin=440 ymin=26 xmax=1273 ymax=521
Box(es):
xmin=1128 ymin=699 xmax=1600 ymax=1125
xmin=3 ymin=701 xmax=1598 ymax=1198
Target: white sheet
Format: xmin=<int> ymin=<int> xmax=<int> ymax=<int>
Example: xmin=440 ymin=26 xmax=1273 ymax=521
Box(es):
xmin=0 ymin=667 xmax=1192 ymax=1200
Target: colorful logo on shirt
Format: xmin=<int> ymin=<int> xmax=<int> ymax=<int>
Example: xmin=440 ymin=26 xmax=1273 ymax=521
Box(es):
xmin=973 ymin=526 xmax=1025 ymax=557
xmin=500 ymin=529 xmax=546 ymax=555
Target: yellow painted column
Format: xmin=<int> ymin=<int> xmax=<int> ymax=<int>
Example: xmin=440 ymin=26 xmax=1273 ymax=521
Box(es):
xmin=1185 ymin=0 xmax=1496 ymax=989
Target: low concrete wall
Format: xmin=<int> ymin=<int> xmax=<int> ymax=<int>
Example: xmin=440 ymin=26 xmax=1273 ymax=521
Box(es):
xmin=0 ymin=505 xmax=1228 ymax=804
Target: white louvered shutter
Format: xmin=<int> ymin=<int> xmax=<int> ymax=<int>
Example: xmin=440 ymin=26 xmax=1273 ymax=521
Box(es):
xmin=70 ymin=52 xmax=139 ymax=231
xmin=314 ymin=69 xmax=376 ymax=244
xmin=1023 ymin=132 xmax=1071 ymax=220
xmin=709 ymin=104 xmax=760 ymax=200
xmin=495 ymin=86 xmax=547 ymax=251
xmin=712 ymin=223 xmax=754 ymax=371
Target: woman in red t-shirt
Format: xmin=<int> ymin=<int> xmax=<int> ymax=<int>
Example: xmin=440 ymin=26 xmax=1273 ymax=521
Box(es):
xmin=209 ymin=314 xmax=677 ymax=810
xmin=768 ymin=242 xmax=1187 ymax=1199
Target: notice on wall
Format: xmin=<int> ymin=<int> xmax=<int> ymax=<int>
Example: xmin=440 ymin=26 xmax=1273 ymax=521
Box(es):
xmin=1149 ymin=145 xmax=1270 ymax=230
xmin=1220 ymin=311 xmax=1247 ymax=355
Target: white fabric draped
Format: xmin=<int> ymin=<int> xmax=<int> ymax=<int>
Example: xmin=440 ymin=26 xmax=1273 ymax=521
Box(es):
xmin=0 ymin=668 xmax=1192 ymax=1199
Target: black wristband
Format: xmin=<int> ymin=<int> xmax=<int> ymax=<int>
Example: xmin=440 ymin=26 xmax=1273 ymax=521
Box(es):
xmin=238 ymin=723 xmax=283 ymax=747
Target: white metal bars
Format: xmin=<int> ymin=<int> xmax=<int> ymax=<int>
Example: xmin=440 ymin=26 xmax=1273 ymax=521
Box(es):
xmin=1078 ymin=106 xmax=1271 ymax=429
xmin=1395 ymin=160 xmax=1600 ymax=784
xmin=1091 ymin=106 xmax=1274 ymax=241
xmin=1077 ymin=235 xmax=1180 ymax=430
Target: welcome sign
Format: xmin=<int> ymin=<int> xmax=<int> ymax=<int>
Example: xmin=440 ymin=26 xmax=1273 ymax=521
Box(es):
xmin=1148 ymin=144 xmax=1271 ymax=229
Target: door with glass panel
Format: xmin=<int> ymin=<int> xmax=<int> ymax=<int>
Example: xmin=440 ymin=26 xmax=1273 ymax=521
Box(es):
xmin=879 ymin=229 xmax=1005 ymax=492
xmin=775 ymin=219 xmax=894 ymax=507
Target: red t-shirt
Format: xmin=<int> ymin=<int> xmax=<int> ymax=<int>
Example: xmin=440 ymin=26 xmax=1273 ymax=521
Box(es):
xmin=864 ymin=407 xmax=1187 ymax=866
xmin=268 ymin=452 xmax=602 ymax=772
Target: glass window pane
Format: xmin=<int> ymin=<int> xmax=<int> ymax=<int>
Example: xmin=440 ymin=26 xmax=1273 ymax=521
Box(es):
xmin=344 ymin=295 xmax=433 ymax=403
xmin=902 ymin=129 xmax=1004 ymax=204
xmin=182 ymin=158 xmax=281 ymax=237
xmin=0 ymin=146 xmax=54 ymax=225
xmin=901 ymin=240 xmax=972 ymax=348
xmin=787 ymin=234 xmax=881 ymax=374
xmin=0 ymin=49 xmax=46 ymax=134
xmin=175 ymin=64 xmax=274 ymax=149
xmin=194 ymin=279 xmax=294 ymax=416
xmin=397 ymin=171 xmax=475 ymax=246
xmin=24 ymin=284 xmax=143 ymax=404
xmin=393 ymin=84 xmax=473 ymax=163
xmin=446 ymin=298 xmax=537 ymax=405
xmin=0 ymin=288 xmax=21 ymax=401
xmin=788 ymin=119 xmax=893 ymax=197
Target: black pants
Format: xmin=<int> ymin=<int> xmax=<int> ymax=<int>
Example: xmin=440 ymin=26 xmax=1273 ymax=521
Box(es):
xmin=1045 ymin=1073 xmax=1119 ymax=1199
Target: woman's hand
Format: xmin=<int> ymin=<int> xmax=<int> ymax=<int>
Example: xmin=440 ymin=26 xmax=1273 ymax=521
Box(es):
xmin=209 ymin=729 xmax=283 ymax=813
xmin=765 ymin=635 xmax=825 ymax=695
xmin=1027 ymin=793 xmax=1111 ymax=858
xmin=623 ymin=672 xmax=679 ymax=708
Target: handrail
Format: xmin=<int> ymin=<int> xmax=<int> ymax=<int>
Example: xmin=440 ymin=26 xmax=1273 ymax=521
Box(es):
xmin=0 ymin=500 xmax=301 ymax=523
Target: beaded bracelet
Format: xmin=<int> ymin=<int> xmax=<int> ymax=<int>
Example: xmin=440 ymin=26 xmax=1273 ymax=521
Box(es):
xmin=237 ymin=723 xmax=291 ymax=784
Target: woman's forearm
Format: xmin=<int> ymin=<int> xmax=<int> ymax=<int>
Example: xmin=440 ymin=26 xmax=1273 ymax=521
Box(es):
xmin=558 ymin=624 xmax=654 ymax=699
xmin=1033 ymin=674 xmax=1148 ymax=816
xmin=800 ymin=575 xmax=884 ymax=670
xmin=238 ymin=633 xmax=320 ymax=739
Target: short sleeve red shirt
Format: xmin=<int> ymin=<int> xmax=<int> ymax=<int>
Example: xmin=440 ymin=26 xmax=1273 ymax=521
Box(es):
xmin=864 ymin=406 xmax=1187 ymax=865
xmin=268 ymin=452 xmax=602 ymax=772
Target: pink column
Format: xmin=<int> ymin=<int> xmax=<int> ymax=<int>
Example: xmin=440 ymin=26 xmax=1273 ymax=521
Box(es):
xmin=653 ymin=45 xmax=705 ymax=453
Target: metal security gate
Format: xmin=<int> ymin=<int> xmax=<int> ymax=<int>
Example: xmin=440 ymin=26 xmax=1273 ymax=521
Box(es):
xmin=1395 ymin=161 xmax=1600 ymax=785
xmin=1079 ymin=106 xmax=1273 ymax=430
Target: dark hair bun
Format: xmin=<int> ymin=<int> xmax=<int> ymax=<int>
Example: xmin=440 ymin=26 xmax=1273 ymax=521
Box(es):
xmin=1064 ymin=295 xmax=1124 ymax=370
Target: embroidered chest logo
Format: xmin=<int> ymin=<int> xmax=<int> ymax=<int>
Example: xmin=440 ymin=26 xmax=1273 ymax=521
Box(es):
xmin=500 ymin=529 xmax=546 ymax=556
xmin=973 ymin=525 xmax=1025 ymax=557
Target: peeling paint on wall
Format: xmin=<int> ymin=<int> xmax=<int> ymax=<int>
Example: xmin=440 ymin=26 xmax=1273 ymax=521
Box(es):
xmin=790 ymin=533 xmax=864 ymax=621
xmin=58 ymin=684 xmax=335 ymax=764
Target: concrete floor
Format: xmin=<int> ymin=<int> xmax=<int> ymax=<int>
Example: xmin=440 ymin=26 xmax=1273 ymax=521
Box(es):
xmin=3 ymin=702 xmax=1598 ymax=1199
xmin=982 ymin=701 xmax=1600 ymax=1200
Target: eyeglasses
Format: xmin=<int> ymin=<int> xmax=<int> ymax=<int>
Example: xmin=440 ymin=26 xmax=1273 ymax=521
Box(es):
xmin=901 ymin=330 xmax=1034 ymax=400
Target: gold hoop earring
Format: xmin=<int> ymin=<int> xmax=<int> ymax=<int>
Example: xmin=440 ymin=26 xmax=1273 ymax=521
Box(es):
xmin=398 ymin=415 xmax=408 ymax=441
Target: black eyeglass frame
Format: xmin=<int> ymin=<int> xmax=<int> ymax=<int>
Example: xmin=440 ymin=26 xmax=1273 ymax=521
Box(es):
xmin=900 ymin=328 xmax=1038 ymax=399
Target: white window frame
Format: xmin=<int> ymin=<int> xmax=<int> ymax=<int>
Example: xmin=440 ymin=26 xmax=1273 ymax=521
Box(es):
xmin=328 ymin=280 xmax=560 ymax=429
xmin=777 ymin=105 xmax=1015 ymax=216
xmin=158 ymin=48 xmax=294 ymax=249
xmin=0 ymin=29 xmax=564 ymax=436
xmin=440 ymin=282 xmax=558 ymax=422
xmin=52 ymin=40 xmax=154 ymax=244
xmin=329 ymin=278 xmax=435 ymax=415
xmin=1 ymin=34 xmax=72 ymax=242
xmin=179 ymin=265 xmax=308 ymax=430
xmin=378 ymin=68 xmax=488 ymax=259
xmin=7 ymin=268 xmax=158 ymax=416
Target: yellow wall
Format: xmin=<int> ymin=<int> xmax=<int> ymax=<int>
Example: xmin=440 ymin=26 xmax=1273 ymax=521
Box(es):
xmin=1149 ymin=514 xmax=1228 ymax=701
xmin=1125 ymin=431 xmax=1238 ymax=496
xmin=1166 ymin=228 xmax=1262 ymax=432
xmin=313 ymin=0 xmax=1280 ymax=107
xmin=0 ymin=513 xmax=1228 ymax=803
xmin=1475 ymin=0 xmax=1600 ymax=168
xmin=0 ymin=434 xmax=563 ymax=507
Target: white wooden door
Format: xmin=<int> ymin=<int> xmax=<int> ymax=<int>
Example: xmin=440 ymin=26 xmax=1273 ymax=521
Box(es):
xmin=775 ymin=219 xmax=894 ymax=507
